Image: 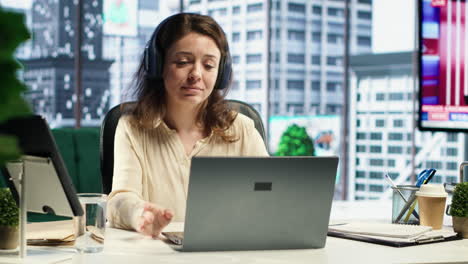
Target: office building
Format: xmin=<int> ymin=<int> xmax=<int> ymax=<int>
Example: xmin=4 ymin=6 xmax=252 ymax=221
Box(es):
xmin=22 ymin=0 xmax=113 ymax=127
xmin=348 ymin=52 xmax=464 ymax=200
xmin=185 ymin=0 xmax=373 ymax=119
xmin=103 ymin=0 xmax=176 ymax=107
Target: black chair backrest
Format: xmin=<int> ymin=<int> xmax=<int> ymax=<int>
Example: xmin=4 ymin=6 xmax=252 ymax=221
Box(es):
xmin=100 ymin=100 xmax=267 ymax=194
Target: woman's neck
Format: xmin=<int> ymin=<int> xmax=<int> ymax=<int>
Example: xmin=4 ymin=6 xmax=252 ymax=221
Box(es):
xmin=164 ymin=101 xmax=204 ymax=133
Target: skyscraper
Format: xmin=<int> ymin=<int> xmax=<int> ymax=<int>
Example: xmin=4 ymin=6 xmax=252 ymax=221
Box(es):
xmin=349 ymin=52 xmax=464 ymax=200
xmin=185 ymin=0 xmax=373 ymax=119
xmin=22 ymin=0 xmax=113 ymax=127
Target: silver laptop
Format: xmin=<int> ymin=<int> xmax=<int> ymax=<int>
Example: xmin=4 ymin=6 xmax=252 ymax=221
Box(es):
xmin=162 ymin=156 xmax=339 ymax=252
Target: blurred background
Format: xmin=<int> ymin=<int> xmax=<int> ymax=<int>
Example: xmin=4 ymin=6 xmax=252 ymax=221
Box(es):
xmin=1 ymin=0 xmax=463 ymax=202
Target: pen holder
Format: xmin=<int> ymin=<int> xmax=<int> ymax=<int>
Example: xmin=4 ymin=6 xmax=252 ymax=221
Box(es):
xmin=392 ymin=185 xmax=420 ymax=225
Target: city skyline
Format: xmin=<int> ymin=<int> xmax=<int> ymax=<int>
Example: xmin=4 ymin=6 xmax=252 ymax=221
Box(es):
xmin=1 ymin=0 xmax=416 ymax=54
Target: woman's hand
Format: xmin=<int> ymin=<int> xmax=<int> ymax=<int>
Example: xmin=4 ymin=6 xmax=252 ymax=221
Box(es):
xmin=136 ymin=202 xmax=173 ymax=238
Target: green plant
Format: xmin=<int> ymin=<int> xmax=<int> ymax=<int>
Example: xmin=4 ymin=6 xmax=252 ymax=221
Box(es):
xmin=276 ymin=124 xmax=315 ymax=156
xmin=0 ymin=7 xmax=32 ymax=166
xmin=449 ymin=182 xmax=468 ymax=217
xmin=0 ymin=188 xmax=19 ymax=227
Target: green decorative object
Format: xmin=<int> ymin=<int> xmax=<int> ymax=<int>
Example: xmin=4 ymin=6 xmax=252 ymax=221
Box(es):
xmin=0 ymin=188 xmax=18 ymax=227
xmin=0 ymin=7 xmax=32 ymax=166
xmin=0 ymin=188 xmax=19 ymax=249
xmin=449 ymin=182 xmax=468 ymax=238
xmin=276 ymin=124 xmax=315 ymax=156
xmin=449 ymin=182 xmax=468 ymax=217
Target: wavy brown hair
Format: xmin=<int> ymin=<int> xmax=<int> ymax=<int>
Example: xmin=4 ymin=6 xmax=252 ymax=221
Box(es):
xmin=123 ymin=13 xmax=237 ymax=142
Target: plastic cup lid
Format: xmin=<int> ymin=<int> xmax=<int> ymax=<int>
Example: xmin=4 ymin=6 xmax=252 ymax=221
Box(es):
xmin=416 ymin=184 xmax=447 ymax=198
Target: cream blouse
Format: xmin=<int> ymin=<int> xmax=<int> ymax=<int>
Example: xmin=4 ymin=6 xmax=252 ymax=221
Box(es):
xmin=107 ymin=113 xmax=269 ymax=230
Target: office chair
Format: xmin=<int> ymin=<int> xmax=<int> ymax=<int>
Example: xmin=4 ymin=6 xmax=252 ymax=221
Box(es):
xmin=100 ymin=99 xmax=267 ymax=194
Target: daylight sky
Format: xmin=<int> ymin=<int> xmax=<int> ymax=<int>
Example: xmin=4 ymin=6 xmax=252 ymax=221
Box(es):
xmin=1 ymin=0 xmax=416 ymax=53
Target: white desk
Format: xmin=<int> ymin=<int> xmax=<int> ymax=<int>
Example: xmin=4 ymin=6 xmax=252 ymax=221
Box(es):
xmin=1 ymin=201 xmax=467 ymax=264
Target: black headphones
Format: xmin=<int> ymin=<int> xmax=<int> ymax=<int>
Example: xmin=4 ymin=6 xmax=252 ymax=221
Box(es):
xmin=143 ymin=13 xmax=232 ymax=90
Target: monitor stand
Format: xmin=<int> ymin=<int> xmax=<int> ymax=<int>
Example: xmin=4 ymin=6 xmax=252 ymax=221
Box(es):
xmin=6 ymin=155 xmax=74 ymax=258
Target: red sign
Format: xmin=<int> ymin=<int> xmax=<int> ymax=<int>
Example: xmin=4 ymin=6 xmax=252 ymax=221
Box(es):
xmin=431 ymin=0 xmax=447 ymax=7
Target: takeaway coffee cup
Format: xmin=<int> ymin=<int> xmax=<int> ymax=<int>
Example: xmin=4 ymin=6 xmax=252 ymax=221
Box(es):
xmin=416 ymin=184 xmax=447 ymax=230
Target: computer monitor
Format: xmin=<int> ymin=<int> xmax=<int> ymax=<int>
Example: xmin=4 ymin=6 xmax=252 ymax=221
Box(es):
xmin=418 ymin=0 xmax=468 ymax=131
xmin=0 ymin=115 xmax=83 ymax=217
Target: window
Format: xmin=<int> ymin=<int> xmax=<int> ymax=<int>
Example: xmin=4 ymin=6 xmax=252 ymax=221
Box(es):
xmin=288 ymin=30 xmax=305 ymax=41
xmin=356 ymin=184 xmax=365 ymax=191
xmin=246 ymin=54 xmax=262 ymax=63
xmin=287 ymin=103 xmax=304 ymax=114
xmin=328 ymin=7 xmax=344 ymax=17
xmin=388 ymin=133 xmax=403 ymax=141
xmin=393 ymin=119 xmax=404 ymax=127
xmin=356 ymin=145 xmax=366 ymax=152
xmin=446 ymin=148 xmax=458 ymax=156
xmin=376 ymin=93 xmax=385 ymax=101
xmin=356 ymin=171 xmax=366 ymax=178
xmin=270 ymin=52 xmax=280 ymax=63
xmin=312 ymin=55 xmax=320 ymax=65
xmin=312 ymin=32 xmax=322 ymax=43
xmin=312 ymin=5 xmax=322 ymax=15
xmin=232 ymin=6 xmax=240 ymax=14
xmin=369 ymin=172 xmax=382 ymax=179
xmin=247 ymin=3 xmax=263 ymax=13
xmin=247 ymin=30 xmax=263 ymax=40
xmin=357 ymin=11 xmax=372 ymax=20
xmin=357 ymin=36 xmax=371 ymax=46
xmin=388 ymin=159 xmax=396 ymax=167
xmin=357 ymin=132 xmax=366 ymax=139
xmin=231 ymin=80 xmax=239 ymax=90
xmin=358 ymin=0 xmax=372 ymax=4
xmin=311 ymin=81 xmax=320 ymax=91
xmin=232 ymin=32 xmax=240 ymax=42
xmin=327 ymin=81 xmax=341 ymax=92
xmin=328 ymin=33 xmax=344 ymax=44
xmin=288 ymin=3 xmax=305 ymax=13
xmin=370 ymin=146 xmax=381 ymax=153
xmin=287 ymin=80 xmax=304 ymax=90
xmin=246 ymin=80 xmax=261 ymax=89
xmin=369 ymin=159 xmax=384 ymax=166
xmin=370 ymin=132 xmax=382 ymax=140
xmin=426 ymin=161 xmax=443 ymax=169
xmin=447 ymin=133 xmax=458 ymax=142
xmin=232 ymin=55 xmax=240 ymax=64
xmin=327 ymin=56 xmax=342 ymax=66
xmin=388 ymin=146 xmax=403 ymax=154
xmin=287 ymin=53 xmax=305 ymax=64
xmin=369 ymin=185 xmax=383 ymax=192
xmin=446 ymin=162 xmax=457 ymax=170
xmin=389 ymin=93 xmax=404 ymax=100
xmin=375 ymin=119 xmax=385 ymax=127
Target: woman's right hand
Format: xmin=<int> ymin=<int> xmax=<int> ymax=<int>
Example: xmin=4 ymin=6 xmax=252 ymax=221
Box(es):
xmin=136 ymin=202 xmax=173 ymax=238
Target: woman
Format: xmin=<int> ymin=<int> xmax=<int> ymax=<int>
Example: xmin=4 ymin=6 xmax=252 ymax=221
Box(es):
xmin=107 ymin=13 xmax=268 ymax=238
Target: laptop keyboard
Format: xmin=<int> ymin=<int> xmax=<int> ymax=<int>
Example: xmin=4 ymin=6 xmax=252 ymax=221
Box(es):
xmin=162 ymin=232 xmax=184 ymax=245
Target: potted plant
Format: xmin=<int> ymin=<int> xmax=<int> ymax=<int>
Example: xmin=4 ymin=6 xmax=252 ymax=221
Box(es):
xmin=0 ymin=6 xmax=31 ymax=166
xmin=449 ymin=182 xmax=468 ymax=238
xmin=0 ymin=188 xmax=19 ymax=249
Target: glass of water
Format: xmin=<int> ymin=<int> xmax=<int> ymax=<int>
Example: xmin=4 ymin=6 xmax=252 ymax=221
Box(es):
xmin=74 ymin=193 xmax=107 ymax=253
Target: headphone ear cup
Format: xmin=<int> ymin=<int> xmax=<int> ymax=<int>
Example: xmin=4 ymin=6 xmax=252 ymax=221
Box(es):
xmin=215 ymin=53 xmax=232 ymax=90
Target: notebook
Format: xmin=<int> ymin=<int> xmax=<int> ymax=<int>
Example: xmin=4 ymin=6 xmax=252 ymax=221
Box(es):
xmin=163 ymin=156 xmax=339 ymax=251
xmin=328 ymin=222 xmax=460 ymax=247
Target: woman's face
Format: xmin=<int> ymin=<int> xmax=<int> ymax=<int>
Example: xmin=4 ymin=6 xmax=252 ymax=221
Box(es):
xmin=162 ymin=32 xmax=221 ymax=108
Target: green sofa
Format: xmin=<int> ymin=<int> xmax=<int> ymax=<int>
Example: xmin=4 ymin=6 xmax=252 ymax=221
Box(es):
xmin=0 ymin=127 xmax=102 ymax=222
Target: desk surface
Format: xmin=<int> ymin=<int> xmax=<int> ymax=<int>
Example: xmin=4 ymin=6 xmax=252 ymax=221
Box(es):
xmin=1 ymin=201 xmax=467 ymax=264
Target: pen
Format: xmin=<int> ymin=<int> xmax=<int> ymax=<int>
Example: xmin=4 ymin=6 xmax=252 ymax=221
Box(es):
xmin=395 ymin=169 xmax=434 ymax=222
xmin=403 ymin=169 xmax=437 ymax=223
xmin=385 ymin=173 xmax=420 ymax=220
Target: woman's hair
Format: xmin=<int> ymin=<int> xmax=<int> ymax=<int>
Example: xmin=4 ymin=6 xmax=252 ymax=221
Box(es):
xmin=123 ymin=13 xmax=237 ymax=142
